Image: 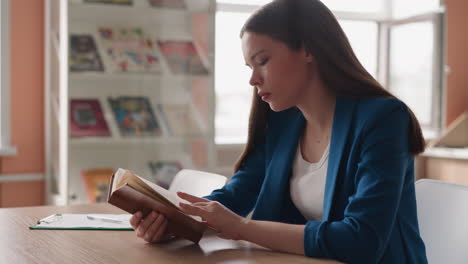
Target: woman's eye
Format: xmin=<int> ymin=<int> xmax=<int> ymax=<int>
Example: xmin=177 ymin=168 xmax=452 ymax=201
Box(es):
xmin=259 ymin=58 xmax=269 ymax=66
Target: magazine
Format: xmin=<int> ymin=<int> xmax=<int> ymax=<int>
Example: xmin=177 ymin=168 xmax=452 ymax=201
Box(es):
xmin=70 ymin=99 xmax=111 ymax=137
xmin=157 ymin=40 xmax=208 ymax=75
xmin=148 ymin=160 xmax=183 ymax=189
xmin=69 ymin=34 xmax=105 ymax=72
xmin=108 ymin=96 xmax=162 ymax=136
xmin=81 ymin=168 xmax=115 ymax=203
xmin=157 ymin=103 xmax=203 ymax=136
xmin=84 ymin=0 xmax=133 ymax=5
xmin=148 ymin=0 xmax=185 ymax=9
xmin=98 ymin=27 xmax=162 ymax=73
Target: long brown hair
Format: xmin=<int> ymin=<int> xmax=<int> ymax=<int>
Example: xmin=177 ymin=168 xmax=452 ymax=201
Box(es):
xmin=234 ymin=0 xmax=425 ymax=171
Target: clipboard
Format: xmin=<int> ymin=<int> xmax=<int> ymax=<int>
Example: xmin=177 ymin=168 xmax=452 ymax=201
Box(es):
xmin=29 ymin=213 xmax=134 ymax=231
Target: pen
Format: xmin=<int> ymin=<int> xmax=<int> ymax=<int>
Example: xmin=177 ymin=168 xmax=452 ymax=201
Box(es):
xmin=38 ymin=214 xmax=60 ymax=224
xmin=86 ymin=215 xmax=122 ymax=223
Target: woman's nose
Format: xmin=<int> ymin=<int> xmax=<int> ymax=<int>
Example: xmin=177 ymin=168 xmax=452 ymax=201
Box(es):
xmin=249 ymin=70 xmax=262 ymax=87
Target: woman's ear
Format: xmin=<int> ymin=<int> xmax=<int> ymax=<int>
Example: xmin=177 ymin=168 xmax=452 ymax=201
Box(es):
xmin=304 ymin=50 xmax=314 ymax=64
xmin=300 ymin=45 xmax=314 ymax=64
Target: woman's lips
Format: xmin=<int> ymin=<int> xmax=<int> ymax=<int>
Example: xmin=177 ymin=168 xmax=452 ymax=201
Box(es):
xmin=258 ymin=92 xmax=271 ymax=101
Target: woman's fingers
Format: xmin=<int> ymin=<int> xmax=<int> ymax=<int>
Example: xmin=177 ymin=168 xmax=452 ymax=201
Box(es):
xmin=179 ymin=202 xmax=207 ymax=218
xmin=151 ymin=217 xmax=168 ymax=242
xmin=136 ymin=211 xmax=159 ymax=238
xmin=177 ymin=192 xmax=209 ymax=203
xmin=217 ymin=232 xmax=230 ymax=240
xmin=144 ymin=213 xmax=165 ymax=242
xmin=130 ymin=210 xmax=173 ymax=243
xmin=130 ymin=211 xmax=143 ymax=229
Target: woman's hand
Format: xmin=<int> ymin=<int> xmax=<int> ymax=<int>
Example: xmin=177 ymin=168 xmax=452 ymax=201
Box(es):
xmin=130 ymin=210 xmax=172 ymax=243
xmin=177 ymin=192 xmax=247 ymax=240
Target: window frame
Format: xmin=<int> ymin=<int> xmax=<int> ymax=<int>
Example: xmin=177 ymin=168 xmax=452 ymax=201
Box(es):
xmin=0 ymin=0 xmax=16 ymax=156
xmin=214 ymin=1 xmax=385 ymax=146
xmin=379 ymin=9 xmax=445 ymax=139
xmin=214 ymin=0 xmax=444 ymax=146
xmin=214 ymin=3 xmax=256 ymax=146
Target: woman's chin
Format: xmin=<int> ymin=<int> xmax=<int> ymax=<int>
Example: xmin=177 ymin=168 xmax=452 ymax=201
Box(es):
xmin=268 ymin=102 xmax=290 ymax=112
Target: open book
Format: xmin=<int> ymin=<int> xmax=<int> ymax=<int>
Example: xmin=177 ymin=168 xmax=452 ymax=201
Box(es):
xmin=107 ymin=168 xmax=210 ymax=243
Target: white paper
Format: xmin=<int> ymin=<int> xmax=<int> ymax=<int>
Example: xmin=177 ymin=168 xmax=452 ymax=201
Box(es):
xmin=33 ymin=213 xmax=133 ymax=229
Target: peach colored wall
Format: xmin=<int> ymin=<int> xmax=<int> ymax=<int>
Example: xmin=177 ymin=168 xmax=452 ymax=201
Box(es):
xmin=1 ymin=181 xmax=45 ymax=207
xmin=445 ymin=0 xmax=468 ymax=126
xmin=0 ymin=0 xmax=45 ymax=207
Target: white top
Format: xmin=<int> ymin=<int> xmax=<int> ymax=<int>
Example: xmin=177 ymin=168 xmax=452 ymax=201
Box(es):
xmin=290 ymin=142 xmax=329 ymax=221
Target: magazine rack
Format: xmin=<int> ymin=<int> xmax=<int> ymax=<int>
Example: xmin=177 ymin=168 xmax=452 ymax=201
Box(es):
xmin=44 ymin=0 xmax=216 ymax=205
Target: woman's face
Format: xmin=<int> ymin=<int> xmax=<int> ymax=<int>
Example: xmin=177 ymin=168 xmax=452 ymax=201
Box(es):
xmin=241 ymin=32 xmax=315 ymax=112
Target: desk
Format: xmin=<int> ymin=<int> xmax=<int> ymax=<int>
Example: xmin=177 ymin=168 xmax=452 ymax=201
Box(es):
xmin=0 ymin=203 xmax=341 ymax=264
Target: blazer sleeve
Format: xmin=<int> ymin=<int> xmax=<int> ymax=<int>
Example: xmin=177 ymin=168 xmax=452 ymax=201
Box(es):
xmin=203 ymin=141 xmax=267 ymax=217
xmin=304 ymin=102 xmax=412 ymax=263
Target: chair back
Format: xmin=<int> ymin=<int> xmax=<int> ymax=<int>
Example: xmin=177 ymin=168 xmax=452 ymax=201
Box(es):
xmin=169 ymin=169 xmax=227 ymax=197
xmin=415 ymin=179 xmax=468 ymax=264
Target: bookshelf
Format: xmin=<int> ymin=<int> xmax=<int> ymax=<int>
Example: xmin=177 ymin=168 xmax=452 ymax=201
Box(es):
xmin=44 ymin=0 xmax=216 ymax=205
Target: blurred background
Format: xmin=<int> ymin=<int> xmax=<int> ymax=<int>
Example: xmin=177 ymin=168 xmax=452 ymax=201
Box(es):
xmin=0 ymin=0 xmax=466 ymax=207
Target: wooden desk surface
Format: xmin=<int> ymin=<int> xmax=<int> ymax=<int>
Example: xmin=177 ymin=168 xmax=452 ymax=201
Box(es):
xmin=0 ymin=203 xmax=341 ymax=264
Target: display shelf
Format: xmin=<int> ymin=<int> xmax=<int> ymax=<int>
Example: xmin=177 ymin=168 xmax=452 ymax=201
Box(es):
xmin=45 ymin=0 xmax=216 ymax=205
xmin=69 ymin=72 xmax=208 ymax=82
xmin=69 ymin=135 xmax=209 ymax=146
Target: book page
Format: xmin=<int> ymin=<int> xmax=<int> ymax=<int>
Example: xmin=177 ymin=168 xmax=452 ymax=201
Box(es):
xmin=135 ymin=173 xmax=203 ymax=222
xmin=113 ymin=168 xmax=127 ymax=190
xmin=137 ymin=176 xmax=185 ymax=209
xmin=114 ymin=168 xmax=203 ymax=222
xmin=113 ymin=169 xmax=176 ymax=208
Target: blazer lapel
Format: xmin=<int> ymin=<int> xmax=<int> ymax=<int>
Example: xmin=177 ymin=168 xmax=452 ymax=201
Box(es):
xmin=322 ymin=97 xmax=356 ymax=221
xmin=255 ymin=98 xmax=356 ymax=223
xmin=270 ymin=109 xmax=306 ymax=188
xmin=258 ymin=109 xmax=305 ymax=221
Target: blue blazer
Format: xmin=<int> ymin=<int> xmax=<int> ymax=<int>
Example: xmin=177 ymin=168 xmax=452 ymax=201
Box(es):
xmin=205 ymin=97 xmax=428 ymax=264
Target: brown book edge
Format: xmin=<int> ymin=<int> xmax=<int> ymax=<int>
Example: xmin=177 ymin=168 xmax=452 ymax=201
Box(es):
xmin=107 ymin=174 xmax=206 ymax=243
xmin=107 ymin=172 xmax=115 ymax=202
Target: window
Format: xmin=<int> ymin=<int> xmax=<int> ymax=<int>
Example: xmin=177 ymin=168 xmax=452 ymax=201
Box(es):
xmin=215 ymin=11 xmax=252 ymax=144
xmin=215 ymin=1 xmax=380 ymax=144
xmin=217 ymin=0 xmax=270 ymax=5
xmin=388 ymin=20 xmax=439 ymax=127
xmin=392 ymin=0 xmax=440 ymax=19
xmin=215 ymin=0 xmax=443 ymax=144
xmin=218 ymin=0 xmax=388 ymax=13
xmin=339 ymin=20 xmax=378 ymax=77
xmin=383 ymin=1 xmax=444 ymax=136
xmin=322 ymin=0 xmax=385 ymax=13
xmin=0 ymin=0 xmax=15 ymax=156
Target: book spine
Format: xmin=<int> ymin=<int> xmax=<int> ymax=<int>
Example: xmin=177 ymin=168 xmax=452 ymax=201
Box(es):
xmin=108 ymin=184 xmax=205 ymax=243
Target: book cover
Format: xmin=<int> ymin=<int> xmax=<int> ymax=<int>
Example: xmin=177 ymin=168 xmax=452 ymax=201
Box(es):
xmin=84 ymin=0 xmax=133 ymax=5
xmin=82 ymin=168 xmax=115 ymax=203
xmin=148 ymin=160 xmax=183 ymax=189
xmin=107 ymin=168 xmax=210 ymax=243
xmin=98 ymin=27 xmax=162 ymax=73
xmin=148 ymin=0 xmax=186 ymax=9
xmin=69 ymin=34 xmax=105 ymax=72
xmin=108 ymin=96 xmax=162 ymax=137
xmin=70 ymin=99 xmax=111 ymax=137
xmin=157 ymin=40 xmax=208 ymax=75
xmin=157 ymin=103 xmax=203 ymax=136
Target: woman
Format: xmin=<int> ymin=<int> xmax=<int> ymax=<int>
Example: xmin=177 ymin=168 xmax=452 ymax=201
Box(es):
xmin=130 ymin=0 xmax=428 ymax=263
